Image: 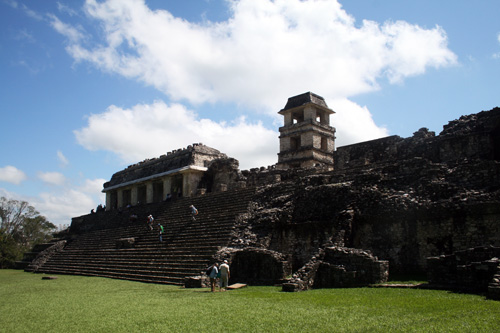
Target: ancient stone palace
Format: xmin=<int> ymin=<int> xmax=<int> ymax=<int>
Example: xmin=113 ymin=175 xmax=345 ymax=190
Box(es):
xmin=20 ymin=92 xmax=500 ymax=299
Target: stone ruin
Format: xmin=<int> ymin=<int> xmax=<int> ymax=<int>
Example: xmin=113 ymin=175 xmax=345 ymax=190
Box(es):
xmin=283 ymin=247 xmax=389 ymax=292
xmin=23 ymin=92 xmax=500 ymax=297
xmin=427 ymin=245 xmax=500 ymax=299
xmin=201 ymin=106 xmax=500 ymax=295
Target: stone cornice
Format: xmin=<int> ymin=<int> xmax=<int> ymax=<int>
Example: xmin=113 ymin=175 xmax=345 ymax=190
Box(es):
xmin=102 ymin=165 xmax=207 ymax=192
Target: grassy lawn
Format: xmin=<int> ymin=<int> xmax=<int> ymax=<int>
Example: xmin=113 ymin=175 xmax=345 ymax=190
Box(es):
xmin=1 ymin=270 xmax=499 ymax=332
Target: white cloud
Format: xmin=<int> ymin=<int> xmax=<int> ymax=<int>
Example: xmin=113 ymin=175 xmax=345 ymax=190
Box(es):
xmin=73 ymin=98 xmax=388 ymax=169
xmin=33 ymin=177 xmax=106 ymax=225
xmin=62 ymin=0 xmax=455 ymax=169
xmin=80 ymin=178 xmax=107 ymax=197
xmin=1 ymin=175 xmax=107 ymax=226
xmin=54 ymin=0 xmax=456 ymax=112
xmin=57 ymin=2 xmax=78 ymax=17
xmin=74 ymin=100 xmax=278 ymax=169
xmin=57 ymin=150 xmax=69 ymax=168
xmin=331 ymin=98 xmax=388 ymax=147
xmin=38 ymin=171 xmax=67 ymax=186
xmin=35 ymin=189 xmax=97 ymax=225
xmin=0 ymin=165 xmax=27 ymax=185
xmin=48 ymin=13 xmax=85 ymax=43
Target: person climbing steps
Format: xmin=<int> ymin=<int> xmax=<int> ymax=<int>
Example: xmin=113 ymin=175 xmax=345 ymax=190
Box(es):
xmin=189 ymin=204 xmax=198 ymax=221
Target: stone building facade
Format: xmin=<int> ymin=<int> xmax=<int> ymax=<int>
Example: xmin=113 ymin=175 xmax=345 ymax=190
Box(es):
xmin=102 ymin=143 xmax=227 ymax=210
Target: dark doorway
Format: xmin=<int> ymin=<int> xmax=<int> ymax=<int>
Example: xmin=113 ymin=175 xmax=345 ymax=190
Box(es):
xmin=172 ymin=175 xmax=183 ymax=198
xmin=138 ymin=185 xmax=147 ymax=205
xmin=153 ymin=182 xmax=163 ymax=203
xmin=491 ymin=124 xmax=500 ymax=161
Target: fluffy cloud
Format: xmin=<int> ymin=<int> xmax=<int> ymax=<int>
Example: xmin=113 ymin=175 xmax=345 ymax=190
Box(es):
xmin=331 ymin=98 xmax=388 ymax=146
xmin=54 ymin=0 xmax=456 ymax=112
xmin=35 ymin=177 xmax=106 ymax=225
xmin=1 ymin=177 xmax=107 ymax=226
xmin=0 ymin=165 xmax=27 ymax=185
xmin=61 ymin=0 xmax=456 ymax=168
xmin=74 ymin=101 xmax=278 ymax=169
xmin=79 ymin=178 xmax=107 ymax=196
xmin=34 ymin=189 xmax=98 ymax=225
xmin=38 ymin=171 xmax=67 ymax=186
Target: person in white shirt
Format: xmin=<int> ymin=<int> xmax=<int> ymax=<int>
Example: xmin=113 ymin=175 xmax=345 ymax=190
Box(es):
xmin=219 ymin=260 xmax=230 ymax=291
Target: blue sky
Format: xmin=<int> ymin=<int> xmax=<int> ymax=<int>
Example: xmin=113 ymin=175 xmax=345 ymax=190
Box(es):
xmin=1 ymin=0 xmax=499 ymax=227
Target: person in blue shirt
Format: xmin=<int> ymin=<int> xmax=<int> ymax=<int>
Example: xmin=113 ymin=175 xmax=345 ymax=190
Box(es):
xmin=190 ymin=205 xmax=198 ymax=221
xmin=209 ymin=262 xmax=219 ymax=292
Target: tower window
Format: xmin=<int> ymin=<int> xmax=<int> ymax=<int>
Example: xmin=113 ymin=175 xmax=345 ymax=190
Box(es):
xmin=292 ymin=111 xmax=304 ymax=124
xmin=291 ymin=136 xmax=301 ymax=150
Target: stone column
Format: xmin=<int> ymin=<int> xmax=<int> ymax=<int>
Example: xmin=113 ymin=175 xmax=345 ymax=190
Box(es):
xmin=146 ymin=182 xmax=154 ymax=204
xmin=105 ymin=192 xmax=111 ymax=211
xmin=163 ymin=177 xmax=172 ymax=197
xmin=117 ymin=190 xmax=123 ymax=209
xmin=182 ymin=174 xmax=190 ymax=198
xmin=303 ymin=105 xmax=315 ymax=121
xmin=131 ymin=186 xmax=138 ymax=205
xmin=183 ymin=171 xmax=204 ymax=197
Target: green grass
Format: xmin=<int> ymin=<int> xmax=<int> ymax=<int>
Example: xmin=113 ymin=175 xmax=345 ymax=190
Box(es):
xmin=1 ymin=270 xmax=499 ymax=332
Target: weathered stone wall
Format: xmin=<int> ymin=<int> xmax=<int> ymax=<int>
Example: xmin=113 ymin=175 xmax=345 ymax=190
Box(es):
xmin=214 ymin=247 xmax=291 ymax=285
xmin=198 ymin=157 xmax=247 ymax=193
xmin=229 ymin=148 xmax=500 ymax=275
xmin=427 ymin=246 xmax=500 ymax=294
xmin=353 ymin=201 xmax=500 ymax=273
xmin=335 ymin=108 xmax=500 ymax=170
xmin=283 ymin=246 xmax=388 ymax=291
xmin=334 ymin=135 xmax=405 ymax=169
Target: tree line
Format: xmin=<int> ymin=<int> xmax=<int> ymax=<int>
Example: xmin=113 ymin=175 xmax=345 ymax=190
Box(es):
xmin=0 ymin=197 xmax=56 ymax=268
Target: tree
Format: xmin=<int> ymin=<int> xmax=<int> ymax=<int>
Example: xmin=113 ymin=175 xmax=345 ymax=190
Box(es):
xmin=0 ymin=197 xmax=56 ymax=268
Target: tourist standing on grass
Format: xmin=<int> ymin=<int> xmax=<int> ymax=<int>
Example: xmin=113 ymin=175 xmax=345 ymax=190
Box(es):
xmin=189 ymin=205 xmax=198 ymax=221
xmin=209 ymin=262 xmax=219 ymax=292
xmin=219 ymin=260 xmax=230 ymax=291
xmin=158 ymin=223 xmax=164 ymax=242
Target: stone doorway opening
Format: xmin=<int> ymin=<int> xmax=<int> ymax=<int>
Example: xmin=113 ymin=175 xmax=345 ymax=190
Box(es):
xmin=491 ymin=124 xmax=500 ymax=161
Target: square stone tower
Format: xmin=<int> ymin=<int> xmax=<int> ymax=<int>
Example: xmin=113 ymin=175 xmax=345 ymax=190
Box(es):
xmin=277 ymin=92 xmax=336 ymax=170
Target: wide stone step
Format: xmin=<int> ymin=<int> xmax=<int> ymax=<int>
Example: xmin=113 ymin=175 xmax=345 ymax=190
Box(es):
xmin=44 ymin=257 xmax=207 ymax=268
xmin=40 ymin=261 xmax=204 ymax=276
xmin=36 ymin=267 xmax=186 ymax=285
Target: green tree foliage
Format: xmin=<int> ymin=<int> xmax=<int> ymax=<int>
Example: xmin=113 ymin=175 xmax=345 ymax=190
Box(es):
xmin=0 ymin=197 xmax=56 ymax=268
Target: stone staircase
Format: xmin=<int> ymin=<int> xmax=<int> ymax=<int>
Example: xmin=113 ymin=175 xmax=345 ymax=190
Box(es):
xmin=16 ymin=241 xmax=59 ymax=270
xmin=32 ymin=187 xmax=255 ymax=285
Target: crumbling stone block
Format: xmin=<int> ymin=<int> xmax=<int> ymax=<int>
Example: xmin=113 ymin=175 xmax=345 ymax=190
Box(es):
xmin=184 ymin=276 xmax=208 ymax=288
xmin=283 ymin=246 xmax=389 ymax=291
xmin=116 ymin=238 xmax=135 ymax=249
xmin=427 ymin=246 xmax=500 ymax=293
